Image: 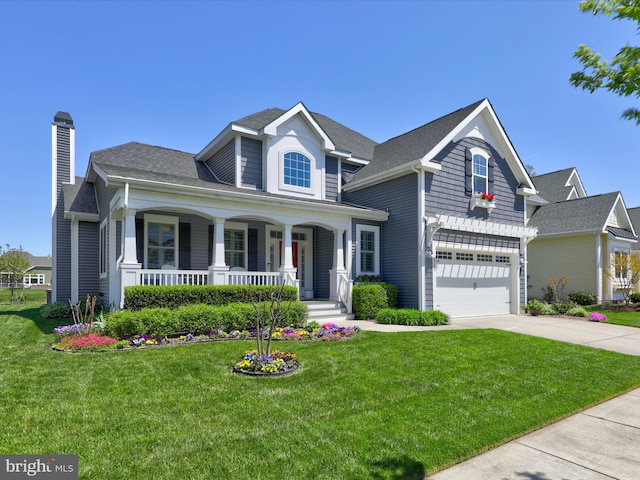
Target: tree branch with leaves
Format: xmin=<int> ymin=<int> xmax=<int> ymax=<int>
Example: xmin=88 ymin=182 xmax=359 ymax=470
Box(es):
xmin=570 ymin=0 xmax=640 ymax=125
xmin=604 ymin=249 xmax=640 ymax=304
xmin=0 ymin=244 xmax=31 ymax=304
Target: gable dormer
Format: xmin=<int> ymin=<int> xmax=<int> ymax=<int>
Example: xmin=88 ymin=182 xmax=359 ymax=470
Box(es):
xmin=262 ymin=103 xmax=334 ymax=200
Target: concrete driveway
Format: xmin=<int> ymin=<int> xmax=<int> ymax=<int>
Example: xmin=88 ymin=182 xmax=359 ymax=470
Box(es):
xmin=335 ymin=314 xmax=640 ymax=479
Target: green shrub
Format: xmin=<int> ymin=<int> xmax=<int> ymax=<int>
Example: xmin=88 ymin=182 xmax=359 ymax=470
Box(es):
xmin=551 ymin=301 xmax=578 ymax=315
xmin=566 ymin=306 xmax=589 ymax=318
xmin=568 ymin=290 xmax=597 ymax=306
xmin=352 ymin=283 xmax=398 ymax=320
xmin=123 ymin=285 xmax=300 ymax=311
xmin=630 ymin=293 xmax=640 ymax=303
xmin=105 ymin=301 xmax=308 ymax=339
xmin=40 ymin=302 xmax=71 ymax=319
xmin=376 ymin=308 xmax=449 ymax=326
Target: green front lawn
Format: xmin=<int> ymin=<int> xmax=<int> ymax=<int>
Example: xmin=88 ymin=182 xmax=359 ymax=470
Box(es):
xmin=2 ymin=302 xmax=640 ymax=479
xmin=587 ymin=306 xmax=640 ymax=328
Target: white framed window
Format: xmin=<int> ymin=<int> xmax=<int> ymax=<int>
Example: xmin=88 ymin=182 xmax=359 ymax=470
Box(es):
xmin=224 ymin=221 xmax=248 ymax=269
xmin=469 ymin=147 xmax=490 ymax=195
xmin=99 ymin=219 xmax=108 ymax=278
xmin=144 ymin=214 xmax=179 ymax=269
xmin=356 ymin=224 xmax=380 ymax=276
xmin=613 ymin=249 xmax=631 ymax=281
xmin=23 ymin=274 xmax=45 ymax=285
xmin=283 ymin=152 xmax=311 ymax=188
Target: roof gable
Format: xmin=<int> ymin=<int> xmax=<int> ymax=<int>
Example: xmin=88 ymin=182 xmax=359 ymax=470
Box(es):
xmin=528 ymin=191 xmax=635 ymax=238
xmin=344 ymin=98 xmax=535 ymax=192
xmin=532 ymin=168 xmax=587 ymax=203
xmin=196 ymin=103 xmax=378 ymax=162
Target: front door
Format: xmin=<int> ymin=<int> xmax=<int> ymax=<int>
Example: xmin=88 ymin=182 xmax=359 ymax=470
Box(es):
xmin=267 ymin=227 xmax=313 ymax=297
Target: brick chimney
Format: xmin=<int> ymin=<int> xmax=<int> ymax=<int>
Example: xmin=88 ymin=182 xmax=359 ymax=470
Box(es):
xmin=51 ymin=112 xmax=75 ymax=303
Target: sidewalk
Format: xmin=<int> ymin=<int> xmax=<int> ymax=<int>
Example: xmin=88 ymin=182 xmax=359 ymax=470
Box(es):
xmin=335 ymin=314 xmax=640 ymax=479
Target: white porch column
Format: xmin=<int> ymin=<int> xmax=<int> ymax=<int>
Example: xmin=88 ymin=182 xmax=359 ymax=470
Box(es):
xmin=119 ymin=209 xmax=141 ymax=307
xmin=209 ymin=217 xmax=229 ymax=285
xmin=70 ymin=218 xmax=79 ymax=303
xmin=330 ymin=229 xmax=348 ymax=302
xmin=279 ymin=224 xmax=299 ymax=293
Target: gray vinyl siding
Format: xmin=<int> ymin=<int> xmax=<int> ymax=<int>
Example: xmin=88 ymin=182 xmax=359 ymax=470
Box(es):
xmin=78 ymin=221 xmax=98 ymax=298
xmin=241 ymin=137 xmax=262 ymax=189
xmin=426 ymin=138 xmax=524 ymax=223
xmin=95 ymin=178 xmax=116 ymax=301
xmin=205 ymin=139 xmax=236 ymax=185
xmin=247 ymin=221 xmax=266 ymax=270
xmin=346 ymin=173 xmax=418 ymax=308
xmin=53 ymin=124 xmax=73 ymax=302
xmin=314 ymin=227 xmax=334 ymax=299
xmin=325 ymin=156 xmax=339 ymax=202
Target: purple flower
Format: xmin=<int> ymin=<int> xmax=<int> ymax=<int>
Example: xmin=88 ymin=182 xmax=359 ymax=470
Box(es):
xmin=589 ymin=312 xmax=607 ymax=322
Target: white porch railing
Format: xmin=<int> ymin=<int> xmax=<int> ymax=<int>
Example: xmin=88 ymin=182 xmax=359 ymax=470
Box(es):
xmin=224 ymin=271 xmax=281 ymax=286
xmin=140 ymin=270 xmax=209 ymax=286
xmin=337 ymin=272 xmax=353 ymax=314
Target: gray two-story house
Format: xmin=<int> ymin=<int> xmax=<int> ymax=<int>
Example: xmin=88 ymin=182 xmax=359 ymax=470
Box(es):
xmin=52 ymin=99 xmax=536 ymax=317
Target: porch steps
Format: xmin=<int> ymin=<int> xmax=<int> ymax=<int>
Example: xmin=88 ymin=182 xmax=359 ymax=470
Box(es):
xmin=304 ymin=300 xmax=354 ymax=323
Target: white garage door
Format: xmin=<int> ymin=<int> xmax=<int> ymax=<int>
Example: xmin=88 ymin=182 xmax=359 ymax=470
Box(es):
xmin=434 ymin=251 xmax=512 ymax=318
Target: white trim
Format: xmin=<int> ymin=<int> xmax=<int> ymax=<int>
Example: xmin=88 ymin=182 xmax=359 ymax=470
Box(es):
xmin=109 ymin=215 xmax=119 ymax=307
xmin=469 ymin=146 xmax=489 ymax=195
xmin=263 ymin=102 xmax=336 ymax=152
xmin=143 ymin=213 xmax=180 ymax=269
xmin=106 ymin=175 xmax=388 ymax=222
xmin=279 ymin=150 xmax=315 ymax=195
xmin=195 ymin=123 xmax=259 ymax=161
xmin=596 ymin=233 xmax=603 ymax=303
xmin=69 ymin=128 xmax=76 ymax=185
xmin=417 ymin=170 xmax=426 ymax=311
xmin=70 ymin=218 xmax=79 ymax=303
xmin=99 ymin=218 xmax=108 ymax=279
xmin=234 ymin=135 xmax=242 ymax=188
xmin=343 ymin=160 xmax=441 ymax=192
xmin=355 ymin=224 xmax=380 ymax=276
xmin=425 ymin=213 xmax=537 ymax=240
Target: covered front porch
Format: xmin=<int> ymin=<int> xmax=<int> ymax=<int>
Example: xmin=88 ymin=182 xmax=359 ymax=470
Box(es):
xmin=112 ymin=209 xmax=353 ymax=311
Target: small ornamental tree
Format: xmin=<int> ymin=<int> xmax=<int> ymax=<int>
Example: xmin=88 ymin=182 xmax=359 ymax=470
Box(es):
xmin=249 ymin=284 xmax=294 ymax=357
xmin=604 ymin=250 xmax=640 ymax=305
xmin=0 ymin=244 xmax=30 ymax=304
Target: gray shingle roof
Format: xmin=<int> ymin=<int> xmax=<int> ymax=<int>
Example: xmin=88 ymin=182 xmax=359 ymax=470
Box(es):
xmin=87 ymin=142 xmax=381 ymax=212
xmin=63 ymin=177 xmax=98 ymax=215
xmin=351 ymin=99 xmax=485 ymax=183
xmin=528 ymin=192 xmax=628 ymax=237
xmin=531 ymin=168 xmax=576 ymax=203
xmin=233 ymin=107 xmax=377 ymax=160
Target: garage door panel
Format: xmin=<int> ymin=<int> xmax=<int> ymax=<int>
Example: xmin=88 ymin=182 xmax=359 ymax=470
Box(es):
xmin=434 ymin=256 xmax=511 ymax=318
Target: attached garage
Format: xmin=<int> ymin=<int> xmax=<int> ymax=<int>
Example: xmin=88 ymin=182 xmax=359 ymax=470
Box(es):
xmin=433 ymin=250 xmax=514 ymax=318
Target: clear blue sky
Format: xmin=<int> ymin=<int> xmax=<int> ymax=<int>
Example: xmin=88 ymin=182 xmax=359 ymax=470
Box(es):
xmin=1 ymin=0 xmax=637 ymax=256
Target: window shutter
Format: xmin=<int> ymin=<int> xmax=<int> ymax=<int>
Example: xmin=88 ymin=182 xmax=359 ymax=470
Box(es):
xmin=248 ymin=228 xmax=258 ymax=271
xmin=488 ymin=156 xmax=495 ymax=193
xmin=179 ymin=223 xmax=191 ymax=270
xmin=464 ymin=148 xmax=472 ymax=196
xmin=208 ymin=225 xmax=214 ymax=266
xmin=135 ymin=218 xmax=144 ymax=266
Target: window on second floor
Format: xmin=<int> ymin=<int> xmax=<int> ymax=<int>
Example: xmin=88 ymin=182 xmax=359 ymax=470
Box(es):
xmin=283 ymin=152 xmax=311 ymax=188
xmin=473 ymin=153 xmax=488 ymax=194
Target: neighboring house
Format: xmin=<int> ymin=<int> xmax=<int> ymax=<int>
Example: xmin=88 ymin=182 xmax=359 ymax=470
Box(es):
xmin=23 ymin=253 xmax=52 ymax=287
xmin=51 ymin=99 xmax=538 ymax=318
xmin=527 ymin=168 xmax=637 ymax=302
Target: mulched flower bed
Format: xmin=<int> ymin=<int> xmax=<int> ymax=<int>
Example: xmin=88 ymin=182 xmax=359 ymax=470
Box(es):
xmin=233 ymin=350 xmax=300 ymax=376
xmin=52 ymin=323 xmax=360 ymax=353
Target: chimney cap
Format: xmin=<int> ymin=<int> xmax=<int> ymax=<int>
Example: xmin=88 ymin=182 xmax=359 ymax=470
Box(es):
xmin=53 ymin=111 xmax=73 ymax=126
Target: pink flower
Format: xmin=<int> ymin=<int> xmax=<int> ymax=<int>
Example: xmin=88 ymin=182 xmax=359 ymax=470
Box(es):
xmin=589 ymin=312 xmax=607 ymax=322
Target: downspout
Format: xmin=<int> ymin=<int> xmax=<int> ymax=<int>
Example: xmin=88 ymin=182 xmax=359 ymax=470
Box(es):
xmin=595 ymin=232 xmax=603 ymax=303
xmin=412 ymin=163 xmax=426 ymax=311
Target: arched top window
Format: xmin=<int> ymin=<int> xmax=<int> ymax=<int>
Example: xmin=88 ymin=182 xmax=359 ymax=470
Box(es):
xmin=283 ymin=152 xmax=311 ymax=188
xmin=473 ymin=153 xmax=488 ymax=194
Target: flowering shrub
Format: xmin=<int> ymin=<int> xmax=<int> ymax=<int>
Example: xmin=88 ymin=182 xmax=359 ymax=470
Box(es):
xmin=589 ymin=312 xmax=607 ymax=322
xmin=234 ymin=349 xmax=298 ymax=374
xmin=55 ymin=333 xmax=117 ymax=352
xmin=53 ymin=323 xmax=93 ymax=337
